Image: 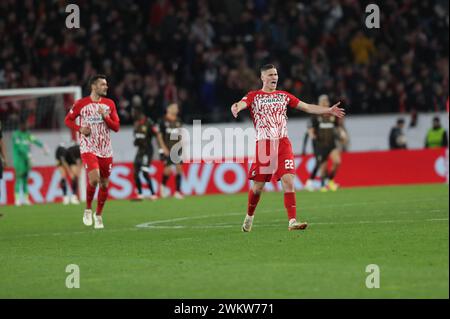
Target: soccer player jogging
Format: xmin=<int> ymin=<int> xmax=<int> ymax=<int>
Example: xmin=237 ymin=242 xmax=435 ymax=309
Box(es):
xmin=132 ymin=107 xmax=158 ymax=200
xmin=55 ymin=143 xmax=82 ymax=204
xmin=157 ymin=103 xmax=184 ymax=199
xmin=231 ymin=65 xmax=345 ymax=232
xmin=12 ymin=120 xmax=49 ymax=206
xmin=64 ymin=75 xmax=120 ymax=229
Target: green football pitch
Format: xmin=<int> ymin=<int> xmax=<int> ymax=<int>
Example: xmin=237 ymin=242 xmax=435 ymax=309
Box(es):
xmin=0 ymin=184 xmax=448 ymax=298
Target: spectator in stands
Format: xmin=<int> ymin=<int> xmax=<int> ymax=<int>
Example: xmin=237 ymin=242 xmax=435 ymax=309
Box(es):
xmin=350 ymin=31 xmax=376 ymax=65
xmin=389 ymin=118 xmax=408 ymax=150
xmin=425 ymin=117 xmax=448 ymax=148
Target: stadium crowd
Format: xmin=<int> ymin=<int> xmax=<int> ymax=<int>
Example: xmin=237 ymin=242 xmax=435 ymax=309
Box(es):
xmin=0 ymin=0 xmax=448 ymax=126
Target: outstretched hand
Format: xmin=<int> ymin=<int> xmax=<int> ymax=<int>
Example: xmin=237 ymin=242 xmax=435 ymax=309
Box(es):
xmin=329 ymin=102 xmax=345 ymax=118
xmin=231 ymin=103 xmax=239 ymax=118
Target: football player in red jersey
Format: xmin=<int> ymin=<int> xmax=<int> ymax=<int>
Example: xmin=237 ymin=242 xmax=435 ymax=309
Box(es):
xmin=65 ymin=75 xmax=120 ymax=229
xmin=231 ymin=64 xmax=345 ymax=231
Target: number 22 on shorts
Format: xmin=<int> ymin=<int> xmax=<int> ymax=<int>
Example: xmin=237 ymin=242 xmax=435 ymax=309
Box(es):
xmin=284 ymin=159 xmax=294 ymax=170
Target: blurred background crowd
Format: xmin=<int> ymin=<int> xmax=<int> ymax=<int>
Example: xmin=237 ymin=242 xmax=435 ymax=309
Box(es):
xmin=0 ymin=0 xmax=448 ymax=126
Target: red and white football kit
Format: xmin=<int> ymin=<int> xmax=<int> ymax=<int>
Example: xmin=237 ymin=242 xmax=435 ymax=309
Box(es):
xmin=240 ymin=90 xmax=300 ymax=182
xmin=64 ymin=96 xmax=120 ymax=178
xmin=240 ymin=89 xmax=307 ymax=230
xmin=64 ymin=96 xmax=120 ymax=217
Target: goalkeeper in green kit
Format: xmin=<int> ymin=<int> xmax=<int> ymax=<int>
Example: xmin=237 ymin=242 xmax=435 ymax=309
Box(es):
xmin=12 ymin=120 xmax=48 ymax=206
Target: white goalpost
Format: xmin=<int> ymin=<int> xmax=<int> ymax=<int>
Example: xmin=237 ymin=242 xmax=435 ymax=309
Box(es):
xmin=0 ymin=86 xmax=87 ymax=202
xmin=0 ymin=86 xmax=82 ymax=99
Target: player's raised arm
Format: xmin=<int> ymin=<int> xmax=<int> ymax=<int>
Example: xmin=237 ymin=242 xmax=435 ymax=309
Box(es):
xmin=231 ymin=101 xmax=247 ymax=118
xmin=296 ymin=101 xmax=345 ymax=118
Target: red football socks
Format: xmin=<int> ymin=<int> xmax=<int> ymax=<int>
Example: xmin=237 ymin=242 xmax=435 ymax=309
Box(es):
xmin=247 ymin=190 xmax=261 ymax=216
xmin=284 ymin=192 xmax=297 ymax=220
xmin=96 ymin=186 xmax=108 ymax=216
xmin=86 ymin=182 xmax=96 ymax=210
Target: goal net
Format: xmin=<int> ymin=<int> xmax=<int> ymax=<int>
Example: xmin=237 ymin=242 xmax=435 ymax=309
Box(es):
xmin=0 ymin=86 xmax=81 ymax=132
xmin=0 ymin=86 xmax=87 ymax=203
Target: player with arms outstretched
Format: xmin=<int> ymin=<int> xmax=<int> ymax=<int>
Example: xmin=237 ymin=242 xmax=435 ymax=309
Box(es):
xmin=64 ymin=75 xmax=120 ymax=229
xmin=231 ymin=64 xmax=345 ymax=231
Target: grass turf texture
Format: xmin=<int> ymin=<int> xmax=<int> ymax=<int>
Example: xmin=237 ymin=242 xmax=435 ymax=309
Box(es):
xmin=0 ymin=184 xmax=448 ymax=298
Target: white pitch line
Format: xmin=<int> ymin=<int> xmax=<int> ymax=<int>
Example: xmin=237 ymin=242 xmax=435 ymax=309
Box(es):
xmin=0 ymin=216 xmax=447 ymax=239
xmin=0 ymin=197 xmax=447 ymax=239
xmin=136 ymin=217 xmax=449 ymax=230
xmin=134 ymin=198 xmax=448 ymax=229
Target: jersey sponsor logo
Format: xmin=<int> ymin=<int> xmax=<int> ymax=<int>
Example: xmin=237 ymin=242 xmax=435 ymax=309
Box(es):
xmin=85 ymin=115 xmax=104 ymax=124
xmin=319 ymin=123 xmax=335 ymax=129
xmin=165 ymin=127 xmax=181 ymax=135
xmin=258 ymin=96 xmax=286 ymax=104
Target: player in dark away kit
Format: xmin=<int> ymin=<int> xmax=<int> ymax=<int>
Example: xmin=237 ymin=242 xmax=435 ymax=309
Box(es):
xmin=157 ymin=103 xmax=184 ymax=199
xmin=132 ymin=108 xmax=158 ymax=200
xmin=309 ymin=95 xmax=342 ymax=192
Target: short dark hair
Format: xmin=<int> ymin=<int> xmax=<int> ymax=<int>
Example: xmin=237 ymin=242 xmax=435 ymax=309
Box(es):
xmin=260 ymin=64 xmax=276 ymax=73
xmin=433 ymin=116 xmax=440 ymax=122
xmin=89 ymin=74 xmax=107 ymax=87
xmin=397 ymin=118 xmax=405 ymax=125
